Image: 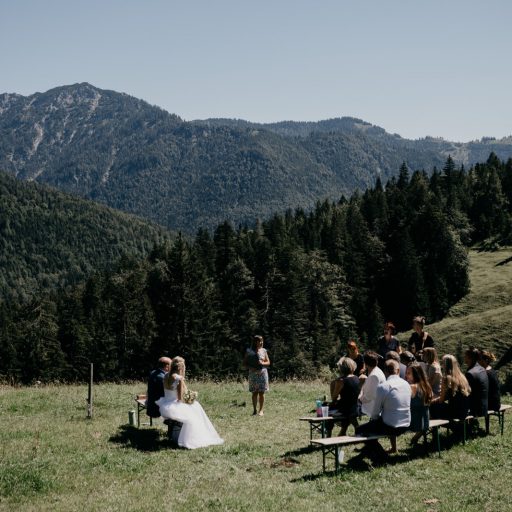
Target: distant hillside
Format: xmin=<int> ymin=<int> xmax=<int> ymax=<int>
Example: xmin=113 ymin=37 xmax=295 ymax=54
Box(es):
xmin=2 ymin=83 xmax=512 ymax=233
xmin=0 ymin=170 xmax=171 ymax=301
xmin=399 ymin=248 xmax=512 ymax=373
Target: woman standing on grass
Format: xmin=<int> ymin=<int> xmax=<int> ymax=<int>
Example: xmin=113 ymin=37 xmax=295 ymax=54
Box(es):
xmin=243 ymin=335 xmax=270 ymax=416
xmin=430 ymin=354 xmax=471 ymax=421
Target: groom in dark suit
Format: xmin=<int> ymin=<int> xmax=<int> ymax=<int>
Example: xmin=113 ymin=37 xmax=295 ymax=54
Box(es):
xmin=146 ymin=356 xmax=172 ymax=420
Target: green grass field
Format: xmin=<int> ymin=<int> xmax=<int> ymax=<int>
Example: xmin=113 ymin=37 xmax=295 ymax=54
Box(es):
xmin=1 ymin=248 xmax=512 ymax=512
xmin=0 ymin=381 xmax=511 ymax=512
xmin=400 ymin=247 xmax=512 ymax=369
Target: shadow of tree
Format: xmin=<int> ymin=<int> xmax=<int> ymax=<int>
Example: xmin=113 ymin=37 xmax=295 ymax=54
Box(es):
xmin=495 ymin=256 xmax=512 ymax=267
xmin=109 ymin=425 xmax=179 ymax=452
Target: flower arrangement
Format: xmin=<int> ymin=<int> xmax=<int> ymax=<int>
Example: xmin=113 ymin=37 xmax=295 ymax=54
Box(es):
xmin=182 ymin=388 xmax=198 ymax=404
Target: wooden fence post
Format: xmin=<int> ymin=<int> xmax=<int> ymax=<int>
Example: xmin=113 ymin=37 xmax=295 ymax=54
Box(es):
xmin=87 ymin=363 xmax=93 ymax=419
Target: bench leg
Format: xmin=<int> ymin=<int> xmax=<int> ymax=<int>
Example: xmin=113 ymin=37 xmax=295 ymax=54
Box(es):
xmin=485 ymin=414 xmax=490 ymax=435
xmin=434 ymin=427 xmax=441 ymax=457
xmin=334 ymin=445 xmax=340 ymax=475
xmin=500 ymin=412 xmax=505 ymax=436
xmin=137 ymin=406 xmax=140 ymax=428
xmin=322 ymin=447 xmax=326 ymax=473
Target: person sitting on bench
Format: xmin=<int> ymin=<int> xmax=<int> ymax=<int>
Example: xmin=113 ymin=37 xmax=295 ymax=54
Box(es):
xmin=146 ymin=356 xmax=172 ymax=421
xmin=465 ymin=347 xmax=489 ymax=419
xmin=430 ymin=354 xmax=470 ymax=421
xmin=479 ymin=350 xmax=501 ymax=412
xmin=355 ymin=359 xmax=411 ymax=456
xmin=358 ymin=351 xmax=386 ymax=416
xmin=326 ymin=356 xmax=360 ymax=437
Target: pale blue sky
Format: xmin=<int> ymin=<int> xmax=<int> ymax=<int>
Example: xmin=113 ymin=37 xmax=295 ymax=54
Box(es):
xmin=1 ymin=0 xmax=511 ymax=141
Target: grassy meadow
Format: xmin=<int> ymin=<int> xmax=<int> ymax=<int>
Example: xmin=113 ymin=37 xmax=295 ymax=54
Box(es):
xmin=400 ymin=247 xmax=512 ymax=368
xmin=1 ymin=248 xmax=512 ymax=512
xmin=0 ymin=381 xmax=511 ymax=512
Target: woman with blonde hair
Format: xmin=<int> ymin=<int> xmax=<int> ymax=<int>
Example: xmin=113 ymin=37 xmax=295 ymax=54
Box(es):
xmin=326 ymin=356 xmax=360 ymax=436
xmin=430 ymin=354 xmax=471 ymax=421
xmin=156 ymin=356 xmax=224 ymax=449
xmin=422 ymin=347 xmax=442 ymax=398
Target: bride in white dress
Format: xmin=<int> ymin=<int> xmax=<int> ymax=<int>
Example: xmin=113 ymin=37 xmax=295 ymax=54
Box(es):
xmin=156 ymin=356 xmax=224 ymax=449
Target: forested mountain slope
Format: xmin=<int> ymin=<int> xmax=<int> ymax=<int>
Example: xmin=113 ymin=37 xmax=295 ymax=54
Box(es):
xmin=3 ymin=83 xmax=511 ymax=232
xmin=0 ymin=170 xmax=171 ymax=301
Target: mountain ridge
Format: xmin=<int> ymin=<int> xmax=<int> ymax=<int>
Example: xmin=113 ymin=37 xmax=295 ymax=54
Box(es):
xmin=1 ymin=83 xmax=512 ymax=233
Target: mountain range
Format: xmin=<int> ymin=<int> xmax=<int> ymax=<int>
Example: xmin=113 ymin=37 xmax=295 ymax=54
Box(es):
xmin=1 ymin=83 xmax=512 ymax=232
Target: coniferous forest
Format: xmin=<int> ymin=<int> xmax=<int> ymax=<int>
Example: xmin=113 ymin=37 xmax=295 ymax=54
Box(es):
xmin=1 ymin=154 xmax=511 ymax=383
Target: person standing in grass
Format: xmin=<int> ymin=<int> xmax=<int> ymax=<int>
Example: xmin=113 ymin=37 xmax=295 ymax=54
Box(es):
xmin=243 ymin=335 xmax=270 ymax=416
xmin=146 ymin=356 xmax=172 ymax=420
xmin=408 ymin=316 xmax=434 ymax=362
xmin=377 ymin=322 xmax=401 ymax=361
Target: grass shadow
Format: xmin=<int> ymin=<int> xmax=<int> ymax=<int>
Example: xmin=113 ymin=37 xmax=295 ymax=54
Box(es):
xmin=495 ymin=256 xmax=512 ymax=267
xmin=109 ymin=425 xmax=178 ymax=452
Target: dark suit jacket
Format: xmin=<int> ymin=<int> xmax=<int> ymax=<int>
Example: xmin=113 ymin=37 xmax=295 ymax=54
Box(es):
xmin=147 ymin=368 xmax=166 ymax=418
xmin=466 ymin=363 xmax=489 ymax=417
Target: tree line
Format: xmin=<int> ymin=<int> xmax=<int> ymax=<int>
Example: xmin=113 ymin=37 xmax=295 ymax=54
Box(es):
xmin=1 ymin=154 xmax=511 ymax=383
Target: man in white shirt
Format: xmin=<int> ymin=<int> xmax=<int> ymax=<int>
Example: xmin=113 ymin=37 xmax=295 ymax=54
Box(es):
xmin=355 ymin=359 xmax=411 ymax=459
xmin=359 ymin=351 xmax=386 ymax=416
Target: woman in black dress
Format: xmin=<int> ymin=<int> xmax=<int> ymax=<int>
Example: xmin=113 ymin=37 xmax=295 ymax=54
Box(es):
xmin=377 ymin=322 xmax=401 ymax=361
xmin=327 ymin=356 xmax=360 ymax=436
xmin=408 ymin=316 xmax=434 ymax=362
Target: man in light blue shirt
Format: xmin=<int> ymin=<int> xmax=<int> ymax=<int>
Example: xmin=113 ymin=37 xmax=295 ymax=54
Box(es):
xmin=355 ymin=359 xmax=411 ymax=459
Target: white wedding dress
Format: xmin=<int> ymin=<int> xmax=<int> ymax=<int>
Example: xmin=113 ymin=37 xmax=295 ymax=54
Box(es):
xmin=155 ymin=375 xmax=224 ymax=449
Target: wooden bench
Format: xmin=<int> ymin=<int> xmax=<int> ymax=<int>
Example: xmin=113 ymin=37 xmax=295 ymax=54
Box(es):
xmin=441 ymin=415 xmax=474 ymax=444
xmin=299 ymin=416 xmax=336 ymax=441
xmin=419 ymin=419 xmax=450 ymax=456
xmin=311 ymin=434 xmax=388 ymax=473
xmin=311 ymin=418 xmax=451 ymax=473
xmin=486 ymin=404 xmax=512 ymax=435
xmin=135 ymin=397 xmax=147 ymax=427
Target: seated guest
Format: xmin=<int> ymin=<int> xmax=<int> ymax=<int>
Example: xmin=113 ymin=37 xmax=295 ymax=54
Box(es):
xmin=400 ymin=351 xmax=416 ymax=367
xmin=408 ymin=316 xmax=434 ymax=361
xmin=358 ymin=351 xmax=386 ymax=416
xmin=406 ymin=363 xmax=433 ymax=444
xmin=478 ymin=350 xmax=501 ymax=412
xmin=430 ymin=354 xmax=470 ymax=421
xmin=377 ymin=322 xmax=401 ymax=361
xmin=345 ymin=340 xmax=365 ymax=376
xmin=464 ymin=347 xmax=489 ymax=418
xmin=356 ymin=359 xmax=411 ymax=455
xmin=422 ymin=347 xmax=442 ymax=398
xmin=386 ymin=351 xmax=407 ymax=380
xmin=327 ymin=357 xmax=360 ymax=436
xmin=146 ymin=356 xmax=172 ymax=420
